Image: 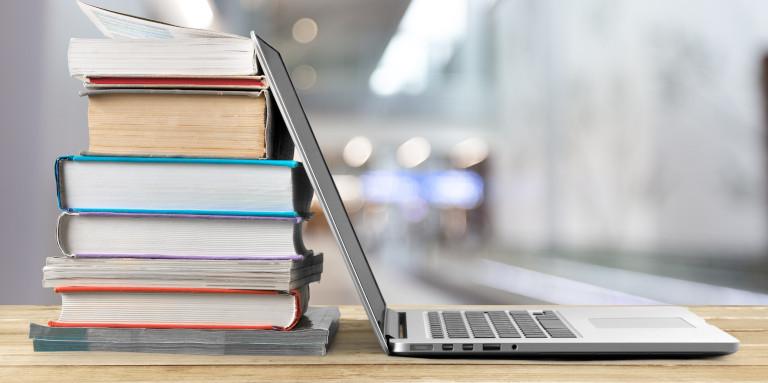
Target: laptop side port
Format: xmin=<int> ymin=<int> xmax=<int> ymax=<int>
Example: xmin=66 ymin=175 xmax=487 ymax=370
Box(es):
xmin=410 ymin=344 xmax=433 ymax=351
xmin=462 ymin=344 xmax=474 ymax=351
xmin=442 ymin=344 xmax=454 ymax=351
xmin=482 ymin=344 xmax=501 ymax=351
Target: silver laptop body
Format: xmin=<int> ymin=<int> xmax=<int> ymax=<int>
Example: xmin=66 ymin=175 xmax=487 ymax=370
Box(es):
xmin=253 ymin=35 xmax=739 ymax=356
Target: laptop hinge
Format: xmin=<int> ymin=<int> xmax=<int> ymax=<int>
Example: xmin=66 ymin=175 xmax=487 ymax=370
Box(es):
xmin=384 ymin=308 xmax=405 ymax=339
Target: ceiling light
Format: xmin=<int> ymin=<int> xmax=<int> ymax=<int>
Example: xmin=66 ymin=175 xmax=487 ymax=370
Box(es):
xmin=291 ymin=65 xmax=317 ymax=90
xmin=451 ymin=137 xmax=489 ymax=168
xmin=396 ymin=137 xmax=431 ymax=168
xmin=175 ymin=0 xmax=214 ymax=29
xmin=292 ymin=18 xmax=318 ymax=44
xmin=343 ymin=136 xmax=374 ymax=168
xmin=369 ymin=0 xmax=467 ymax=96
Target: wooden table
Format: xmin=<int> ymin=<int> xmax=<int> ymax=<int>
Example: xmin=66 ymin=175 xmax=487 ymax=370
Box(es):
xmin=1 ymin=305 xmax=767 ymax=382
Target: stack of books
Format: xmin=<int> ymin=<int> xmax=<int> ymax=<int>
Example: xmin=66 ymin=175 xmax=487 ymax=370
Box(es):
xmin=30 ymin=2 xmax=337 ymax=356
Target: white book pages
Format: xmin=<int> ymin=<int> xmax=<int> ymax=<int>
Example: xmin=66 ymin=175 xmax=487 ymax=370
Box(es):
xmin=60 ymin=160 xmax=295 ymax=213
xmin=68 ymin=38 xmax=257 ymax=77
xmin=72 ymin=2 xmax=257 ymax=77
xmin=78 ymin=1 xmax=245 ymax=39
xmin=58 ymin=291 xmax=298 ymax=327
xmin=42 ymin=255 xmax=323 ymax=290
xmin=57 ymin=213 xmax=299 ymax=257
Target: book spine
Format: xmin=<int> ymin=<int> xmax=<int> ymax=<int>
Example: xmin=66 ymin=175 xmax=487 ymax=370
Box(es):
xmin=283 ymin=286 xmax=304 ymax=331
xmin=264 ymin=89 xmax=274 ymax=158
xmin=54 ymin=156 xmax=73 ymax=211
xmin=293 ymin=221 xmax=308 ymax=256
xmin=264 ymin=90 xmax=296 ymax=160
xmin=56 ymin=212 xmax=74 ymax=257
xmin=291 ymin=165 xmax=314 ymax=217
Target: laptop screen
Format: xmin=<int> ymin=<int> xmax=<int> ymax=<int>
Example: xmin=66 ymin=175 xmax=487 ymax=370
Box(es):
xmin=253 ymin=36 xmax=389 ymax=349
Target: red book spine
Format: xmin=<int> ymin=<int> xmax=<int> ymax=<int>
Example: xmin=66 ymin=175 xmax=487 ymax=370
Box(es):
xmin=87 ymin=77 xmax=266 ymax=87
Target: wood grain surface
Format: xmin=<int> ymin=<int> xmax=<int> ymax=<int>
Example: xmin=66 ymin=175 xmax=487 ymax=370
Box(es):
xmin=1 ymin=305 xmax=766 ymax=382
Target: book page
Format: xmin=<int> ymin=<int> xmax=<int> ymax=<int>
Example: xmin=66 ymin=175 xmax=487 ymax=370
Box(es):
xmin=77 ymin=1 xmax=245 ymax=39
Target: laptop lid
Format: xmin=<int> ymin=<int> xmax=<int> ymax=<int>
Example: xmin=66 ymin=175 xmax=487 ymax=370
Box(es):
xmin=252 ymin=35 xmax=390 ymax=351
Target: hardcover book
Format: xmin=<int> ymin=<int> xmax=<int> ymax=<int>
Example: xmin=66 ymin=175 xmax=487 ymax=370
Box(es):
xmin=56 ymin=212 xmax=311 ymax=259
xmin=55 ymin=156 xmax=313 ymax=217
xmin=83 ymin=89 xmax=289 ymax=159
xmin=50 ymin=286 xmax=309 ymax=330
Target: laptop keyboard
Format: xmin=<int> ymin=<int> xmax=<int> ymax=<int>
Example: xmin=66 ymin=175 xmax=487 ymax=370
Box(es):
xmin=427 ymin=310 xmax=576 ymax=339
xmin=510 ymin=310 xmax=547 ymax=338
xmin=442 ymin=311 xmax=469 ymax=338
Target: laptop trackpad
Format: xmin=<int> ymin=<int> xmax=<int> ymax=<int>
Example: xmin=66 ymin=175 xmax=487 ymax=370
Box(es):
xmin=589 ymin=317 xmax=694 ymax=328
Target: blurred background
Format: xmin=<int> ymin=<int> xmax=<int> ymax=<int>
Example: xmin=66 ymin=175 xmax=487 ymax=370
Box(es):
xmin=3 ymin=0 xmax=768 ymax=305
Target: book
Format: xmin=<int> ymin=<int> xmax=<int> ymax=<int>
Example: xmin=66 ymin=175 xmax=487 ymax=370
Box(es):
xmin=84 ymin=89 xmax=285 ymax=159
xmin=76 ymin=1 xmax=244 ymax=40
xmin=83 ymin=76 xmax=267 ymax=90
xmin=30 ymin=307 xmax=340 ymax=356
xmin=55 ymin=156 xmax=313 ymax=217
xmin=69 ymin=38 xmax=258 ymax=78
xmin=56 ymin=212 xmax=310 ymax=259
xmin=70 ymin=2 xmax=258 ymax=77
xmin=49 ymin=286 xmax=309 ymax=330
xmin=32 ymin=340 xmax=331 ymax=356
xmin=29 ymin=307 xmax=340 ymax=355
xmin=32 ymin=306 xmax=338 ymax=344
xmin=43 ymin=253 xmax=323 ymax=290
xmin=36 ymin=2 xmax=329 ymax=357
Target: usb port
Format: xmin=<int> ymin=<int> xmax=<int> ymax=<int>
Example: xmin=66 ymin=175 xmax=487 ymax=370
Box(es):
xmin=442 ymin=344 xmax=454 ymax=351
xmin=462 ymin=344 xmax=474 ymax=351
xmin=482 ymin=344 xmax=501 ymax=351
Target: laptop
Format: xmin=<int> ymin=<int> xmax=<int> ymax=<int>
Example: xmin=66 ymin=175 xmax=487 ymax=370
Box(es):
xmin=252 ymin=34 xmax=740 ymax=356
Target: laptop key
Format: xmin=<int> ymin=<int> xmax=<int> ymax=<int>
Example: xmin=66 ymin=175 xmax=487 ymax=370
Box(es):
xmin=440 ymin=309 xmax=575 ymax=340
xmin=535 ymin=311 xmax=576 ymax=338
xmin=427 ymin=311 xmax=444 ymax=339
xmin=442 ymin=311 xmax=469 ymax=339
xmin=509 ymin=311 xmax=548 ymax=338
xmin=487 ymin=311 xmax=521 ymax=338
xmin=538 ymin=319 xmax=567 ymax=329
xmin=465 ymin=311 xmax=495 ymax=338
